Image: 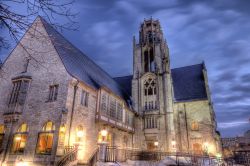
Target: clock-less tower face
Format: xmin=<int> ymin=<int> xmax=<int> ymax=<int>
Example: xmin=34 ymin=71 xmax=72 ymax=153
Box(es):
xmin=132 ymin=18 xmax=174 ymax=152
xmin=132 ymin=19 xmax=170 ymax=114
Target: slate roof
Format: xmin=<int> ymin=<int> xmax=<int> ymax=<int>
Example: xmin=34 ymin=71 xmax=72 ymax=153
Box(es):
xmin=39 ymin=17 xmax=130 ymax=101
xmin=113 ymin=64 xmax=208 ymax=102
xmin=113 ymin=75 xmax=133 ymax=97
xmin=171 ymin=63 xmax=208 ymax=102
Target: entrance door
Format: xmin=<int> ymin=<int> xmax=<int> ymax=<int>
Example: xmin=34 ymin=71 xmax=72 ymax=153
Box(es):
xmin=147 ymin=142 xmax=156 ymax=151
xmin=193 ymin=143 xmax=202 ymax=155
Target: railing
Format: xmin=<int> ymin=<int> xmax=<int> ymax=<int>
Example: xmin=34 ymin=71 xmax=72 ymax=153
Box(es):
xmin=105 ymin=146 xmax=117 ymax=162
xmin=86 ymin=148 xmax=99 ymax=166
xmin=55 ymin=146 xmax=78 ymax=166
xmin=108 ymin=149 xmax=237 ymax=166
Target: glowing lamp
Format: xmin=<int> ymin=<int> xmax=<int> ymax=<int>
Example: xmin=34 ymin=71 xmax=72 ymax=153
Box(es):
xmin=60 ymin=126 xmax=65 ymax=132
xmin=77 ymin=130 xmax=84 ymax=138
xmin=101 ymin=129 xmax=108 ymax=137
xmin=204 ymin=142 xmax=209 ymax=147
xmin=171 ymin=140 xmax=176 ymax=146
xmin=16 ymin=160 xmax=28 ymax=166
xmin=15 ymin=136 xmax=21 ymax=141
xmin=154 ymin=141 xmax=159 ymax=146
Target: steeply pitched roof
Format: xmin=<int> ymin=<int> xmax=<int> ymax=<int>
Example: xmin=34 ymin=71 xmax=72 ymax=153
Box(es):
xmin=114 ymin=64 xmax=208 ymax=102
xmin=39 ymin=17 xmax=129 ymax=101
xmin=171 ymin=63 xmax=208 ymax=102
xmin=113 ymin=75 xmax=133 ymax=97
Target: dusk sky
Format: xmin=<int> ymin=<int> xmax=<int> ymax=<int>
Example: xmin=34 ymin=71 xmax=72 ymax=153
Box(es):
xmin=0 ymin=0 xmax=249 ymax=137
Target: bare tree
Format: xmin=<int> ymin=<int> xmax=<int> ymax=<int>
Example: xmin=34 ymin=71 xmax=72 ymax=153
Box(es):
xmin=0 ymin=0 xmax=78 ymax=50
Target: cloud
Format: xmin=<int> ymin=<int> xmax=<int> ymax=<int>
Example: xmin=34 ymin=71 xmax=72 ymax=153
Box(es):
xmin=1 ymin=0 xmax=250 ymax=137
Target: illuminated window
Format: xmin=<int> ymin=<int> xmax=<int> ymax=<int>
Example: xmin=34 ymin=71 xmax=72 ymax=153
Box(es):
xmin=0 ymin=125 xmax=5 ymax=149
xmin=36 ymin=121 xmax=55 ymax=154
xmin=191 ymin=121 xmax=199 ymax=131
xmin=12 ymin=123 xmax=28 ymax=154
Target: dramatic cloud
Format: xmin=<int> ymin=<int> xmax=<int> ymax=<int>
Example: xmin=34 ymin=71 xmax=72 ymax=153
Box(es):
xmin=1 ymin=0 xmax=249 ymax=137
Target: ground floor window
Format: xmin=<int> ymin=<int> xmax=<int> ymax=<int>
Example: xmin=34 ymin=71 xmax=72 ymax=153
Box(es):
xmin=0 ymin=125 xmax=4 ymax=149
xmin=36 ymin=121 xmax=55 ymax=155
xmin=36 ymin=132 xmax=54 ymax=154
xmin=11 ymin=123 xmax=28 ymax=154
xmin=12 ymin=134 xmax=27 ymax=153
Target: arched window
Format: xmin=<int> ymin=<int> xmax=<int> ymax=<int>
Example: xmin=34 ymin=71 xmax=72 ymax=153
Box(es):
xmin=0 ymin=125 xmax=5 ymax=149
xmin=12 ymin=123 xmax=28 ymax=153
xmin=191 ymin=121 xmax=199 ymax=131
xmin=144 ymin=78 xmax=156 ymax=96
xmin=144 ymin=78 xmax=157 ymax=110
xmin=144 ymin=48 xmax=155 ymax=72
xmin=36 ymin=121 xmax=55 ymax=154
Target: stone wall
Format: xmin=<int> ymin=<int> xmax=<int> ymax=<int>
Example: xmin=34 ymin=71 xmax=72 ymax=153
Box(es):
xmin=0 ymin=17 xmax=72 ymax=165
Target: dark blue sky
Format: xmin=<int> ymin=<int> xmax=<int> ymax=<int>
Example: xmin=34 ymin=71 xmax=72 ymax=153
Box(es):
xmin=0 ymin=0 xmax=249 ymax=137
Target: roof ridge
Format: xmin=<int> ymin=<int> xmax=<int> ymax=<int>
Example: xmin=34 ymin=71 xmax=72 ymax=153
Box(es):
xmin=171 ymin=63 xmax=203 ymax=70
xmin=113 ymin=75 xmax=133 ymax=78
xmin=39 ymin=17 xmax=117 ymax=82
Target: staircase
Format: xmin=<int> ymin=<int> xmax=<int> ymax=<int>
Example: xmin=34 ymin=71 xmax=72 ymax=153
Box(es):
xmin=55 ymin=146 xmax=78 ymax=166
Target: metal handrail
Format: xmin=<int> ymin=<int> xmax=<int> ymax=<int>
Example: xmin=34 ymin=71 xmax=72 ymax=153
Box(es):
xmin=55 ymin=146 xmax=78 ymax=166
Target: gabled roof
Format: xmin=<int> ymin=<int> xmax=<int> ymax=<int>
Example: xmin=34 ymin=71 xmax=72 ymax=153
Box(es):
xmin=171 ymin=63 xmax=208 ymax=102
xmin=113 ymin=75 xmax=133 ymax=97
xmin=114 ymin=63 xmax=208 ymax=102
xmin=39 ymin=17 xmax=129 ymax=101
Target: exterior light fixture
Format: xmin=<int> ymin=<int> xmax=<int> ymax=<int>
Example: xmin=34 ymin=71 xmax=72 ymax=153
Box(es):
xmin=154 ymin=141 xmax=159 ymax=146
xmin=60 ymin=126 xmax=65 ymax=133
xmin=77 ymin=130 xmax=84 ymax=138
xmin=101 ymin=129 xmax=108 ymax=137
xmin=16 ymin=159 xmax=28 ymax=166
xmin=171 ymin=140 xmax=176 ymax=146
xmin=15 ymin=136 xmax=21 ymax=141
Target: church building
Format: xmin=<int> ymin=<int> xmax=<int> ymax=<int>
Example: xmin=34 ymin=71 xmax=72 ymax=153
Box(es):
xmin=0 ymin=17 xmax=221 ymax=165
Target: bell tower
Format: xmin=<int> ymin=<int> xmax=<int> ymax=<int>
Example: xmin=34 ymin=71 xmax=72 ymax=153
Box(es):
xmin=132 ymin=18 xmax=175 ymax=152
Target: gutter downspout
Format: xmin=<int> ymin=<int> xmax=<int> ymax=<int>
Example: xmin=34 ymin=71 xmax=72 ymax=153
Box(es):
xmin=68 ymin=80 xmax=79 ymax=146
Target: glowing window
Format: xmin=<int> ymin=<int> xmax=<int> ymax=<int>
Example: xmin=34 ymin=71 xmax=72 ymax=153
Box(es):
xmin=36 ymin=121 xmax=55 ymax=154
xmin=12 ymin=123 xmax=28 ymax=154
xmin=191 ymin=121 xmax=199 ymax=131
xmin=0 ymin=125 xmax=5 ymax=149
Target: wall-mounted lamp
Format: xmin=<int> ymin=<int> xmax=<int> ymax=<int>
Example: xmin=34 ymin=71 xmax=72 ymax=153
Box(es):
xmin=77 ymin=130 xmax=84 ymax=138
xmin=154 ymin=141 xmax=159 ymax=146
xmin=101 ymin=129 xmax=108 ymax=137
xmin=16 ymin=159 xmax=28 ymax=166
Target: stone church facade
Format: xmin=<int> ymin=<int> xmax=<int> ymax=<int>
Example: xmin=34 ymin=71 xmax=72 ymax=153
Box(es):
xmin=0 ymin=17 xmax=221 ymax=165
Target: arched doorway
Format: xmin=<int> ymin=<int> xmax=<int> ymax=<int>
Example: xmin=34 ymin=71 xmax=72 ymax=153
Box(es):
xmin=193 ymin=143 xmax=202 ymax=155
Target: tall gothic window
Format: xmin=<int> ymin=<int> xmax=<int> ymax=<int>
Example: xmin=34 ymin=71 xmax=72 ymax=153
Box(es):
xmin=144 ymin=116 xmax=157 ymax=129
xmin=117 ymin=103 xmax=123 ymax=121
xmin=36 ymin=121 xmax=55 ymax=154
xmin=0 ymin=125 xmax=5 ymax=150
xmin=144 ymin=78 xmax=157 ymax=110
xmin=80 ymin=90 xmax=89 ymax=107
xmin=12 ymin=123 xmax=28 ymax=154
xmin=101 ymin=94 xmax=108 ymax=115
xmin=110 ymin=98 xmax=116 ymax=118
xmin=9 ymin=80 xmax=30 ymax=106
xmin=144 ymin=48 xmax=154 ymax=72
xmin=48 ymin=85 xmax=59 ymax=102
